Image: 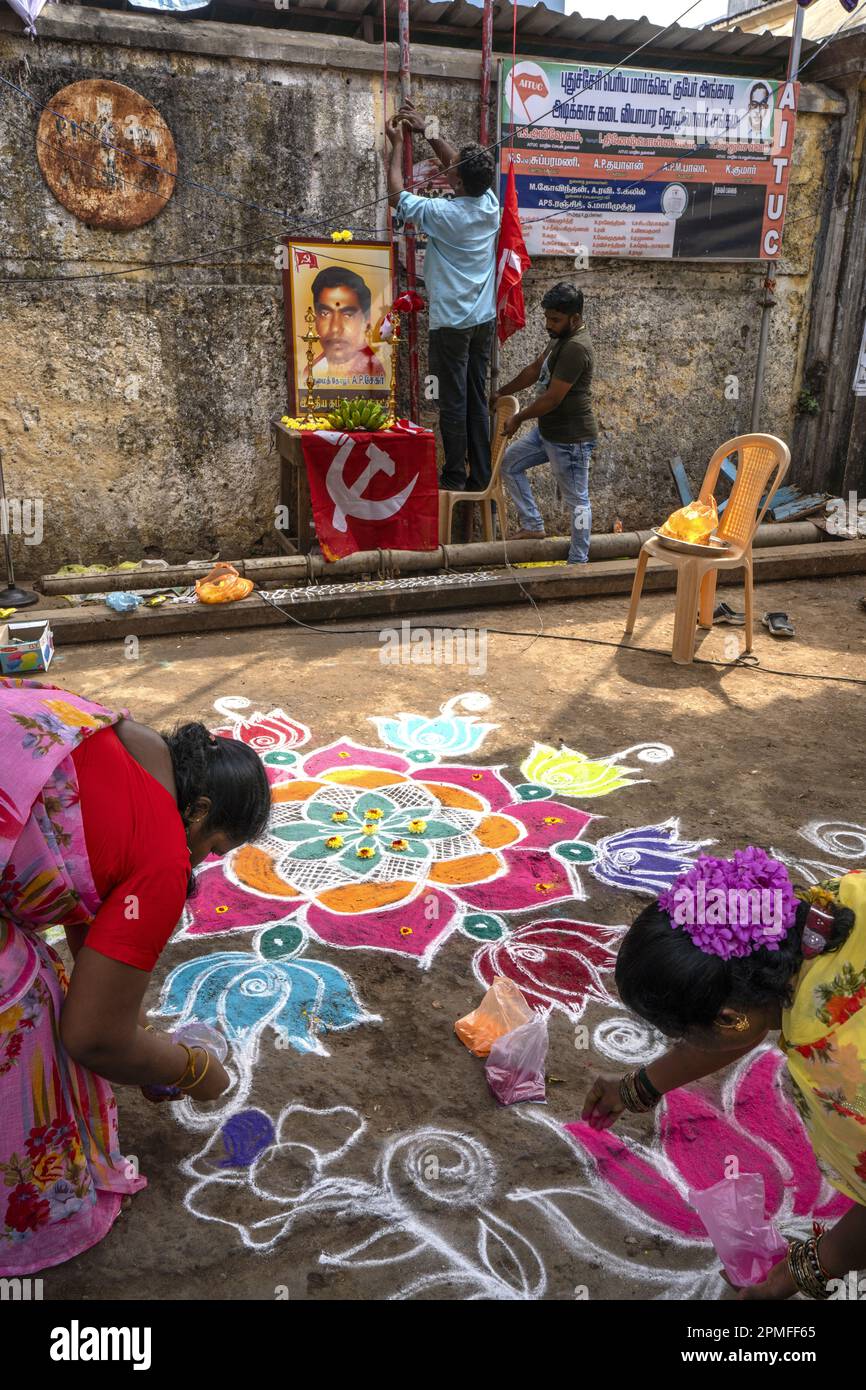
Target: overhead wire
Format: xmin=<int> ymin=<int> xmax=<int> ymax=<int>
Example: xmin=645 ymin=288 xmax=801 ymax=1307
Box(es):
xmin=0 ymin=0 xmax=784 ymax=284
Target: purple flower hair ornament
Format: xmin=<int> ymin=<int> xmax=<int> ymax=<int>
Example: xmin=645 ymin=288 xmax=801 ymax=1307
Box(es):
xmin=656 ymin=847 xmax=799 ymax=960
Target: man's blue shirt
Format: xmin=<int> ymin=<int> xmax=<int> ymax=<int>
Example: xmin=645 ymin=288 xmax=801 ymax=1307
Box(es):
xmin=396 ymin=188 xmax=499 ymax=332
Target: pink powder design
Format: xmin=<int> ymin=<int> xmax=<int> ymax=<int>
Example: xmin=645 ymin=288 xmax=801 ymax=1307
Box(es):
xmin=566 ymin=1049 xmax=853 ymax=1242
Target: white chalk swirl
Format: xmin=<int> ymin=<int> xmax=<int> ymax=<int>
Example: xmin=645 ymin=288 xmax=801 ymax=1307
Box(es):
xmin=798 ymin=821 xmax=866 ymax=861
xmin=383 ymin=1128 xmax=497 ymax=1208
xmin=442 ymin=692 xmax=492 ymax=716
xmin=593 ymin=1016 xmax=667 ymax=1065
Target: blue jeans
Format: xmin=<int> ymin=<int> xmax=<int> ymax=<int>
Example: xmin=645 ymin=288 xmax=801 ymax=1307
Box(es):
xmin=502 ymin=424 xmax=595 ymax=563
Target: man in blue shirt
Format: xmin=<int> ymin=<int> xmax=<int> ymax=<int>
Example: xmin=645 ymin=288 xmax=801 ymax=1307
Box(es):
xmin=386 ymin=107 xmax=500 ymax=492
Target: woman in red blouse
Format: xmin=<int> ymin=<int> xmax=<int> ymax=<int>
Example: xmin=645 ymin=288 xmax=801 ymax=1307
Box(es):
xmin=0 ymin=679 xmax=271 ymax=1272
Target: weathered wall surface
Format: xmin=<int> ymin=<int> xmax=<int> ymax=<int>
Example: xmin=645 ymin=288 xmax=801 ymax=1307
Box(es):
xmin=0 ymin=6 xmax=846 ymax=572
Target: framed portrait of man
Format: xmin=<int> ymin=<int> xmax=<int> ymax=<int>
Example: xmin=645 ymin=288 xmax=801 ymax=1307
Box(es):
xmin=281 ymin=238 xmax=394 ymax=415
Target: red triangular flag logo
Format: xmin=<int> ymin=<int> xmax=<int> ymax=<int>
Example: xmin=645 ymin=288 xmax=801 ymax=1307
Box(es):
xmin=495 ymin=164 xmax=532 ymax=345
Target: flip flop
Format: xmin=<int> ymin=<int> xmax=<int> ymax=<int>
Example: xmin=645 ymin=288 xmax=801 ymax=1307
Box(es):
xmin=713 ymin=601 xmax=746 ymax=626
xmin=762 ymin=611 xmax=795 ymax=638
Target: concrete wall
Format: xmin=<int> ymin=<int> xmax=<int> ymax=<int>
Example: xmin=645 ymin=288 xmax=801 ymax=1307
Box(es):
xmin=0 ymin=5 xmax=847 ymax=573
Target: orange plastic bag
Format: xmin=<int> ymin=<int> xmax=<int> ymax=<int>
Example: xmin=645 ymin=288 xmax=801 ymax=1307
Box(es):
xmin=659 ymin=496 xmax=719 ymax=545
xmin=454 ymin=976 xmax=534 ymax=1057
xmin=195 ymin=562 xmax=254 ymax=604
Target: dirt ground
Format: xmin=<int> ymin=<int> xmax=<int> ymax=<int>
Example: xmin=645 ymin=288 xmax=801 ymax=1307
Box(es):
xmin=40 ymin=572 xmax=866 ymax=1301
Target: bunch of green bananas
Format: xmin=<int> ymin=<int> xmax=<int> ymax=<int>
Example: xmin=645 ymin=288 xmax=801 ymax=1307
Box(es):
xmin=326 ymin=398 xmax=389 ymax=432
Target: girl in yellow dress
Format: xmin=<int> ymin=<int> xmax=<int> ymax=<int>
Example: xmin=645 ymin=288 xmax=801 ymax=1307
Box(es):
xmin=583 ymin=848 xmax=866 ymax=1299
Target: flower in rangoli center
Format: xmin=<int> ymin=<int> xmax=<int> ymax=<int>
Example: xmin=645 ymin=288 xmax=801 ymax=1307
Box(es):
xmin=206 ymin=740 xmax=592 ymax=965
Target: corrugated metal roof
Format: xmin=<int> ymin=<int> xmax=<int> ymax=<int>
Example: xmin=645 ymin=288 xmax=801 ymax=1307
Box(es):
xmin=75 ymin=0 xmax=824 ymax=70
xmin=276 ymin=0 xmax=821 ymax=66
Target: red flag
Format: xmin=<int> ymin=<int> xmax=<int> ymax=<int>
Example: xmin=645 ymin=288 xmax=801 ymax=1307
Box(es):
xmin=299 ymin=427 xmax=439 ymax=560
xmin=495 ymin=164 xmax=531 ymax=344
xmin=294 ymin=249 xmax=319 ymax=269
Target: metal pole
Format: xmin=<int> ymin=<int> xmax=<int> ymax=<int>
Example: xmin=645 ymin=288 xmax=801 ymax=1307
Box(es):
xmin=0 ymin=448 xmax=38 ymax=609
xmin=480 ymin=0 xmax=494 ymax=146
xmin=490 ymin=57 xmax=502 ymax=405
xmin=398 ymin=0 xmax=420 ymax=422
xmin=749 ymin=3 xmax=805 ymax=431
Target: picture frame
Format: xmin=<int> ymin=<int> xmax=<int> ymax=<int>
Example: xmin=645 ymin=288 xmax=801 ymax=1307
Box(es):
xmin=281 ymin=237 xmax=395 ymax=416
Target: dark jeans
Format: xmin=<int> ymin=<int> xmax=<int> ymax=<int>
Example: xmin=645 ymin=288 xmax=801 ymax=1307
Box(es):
xmin=428 ymin=317 xmax=496 ymax=492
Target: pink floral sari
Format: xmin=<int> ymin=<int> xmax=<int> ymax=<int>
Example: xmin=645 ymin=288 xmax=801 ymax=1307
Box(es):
xmin=0 ymin=677 xmax=147 ymax=1275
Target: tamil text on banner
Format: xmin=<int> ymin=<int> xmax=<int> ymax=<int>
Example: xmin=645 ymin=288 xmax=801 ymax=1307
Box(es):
xmin=500 ymin=59 xmax=799 ymax=261
xmin=300 ymin=425 xmax=439 ymax=560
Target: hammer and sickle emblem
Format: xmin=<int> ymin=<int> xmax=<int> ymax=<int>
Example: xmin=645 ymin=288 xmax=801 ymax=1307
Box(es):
xmin=324 ymin=434 xmax=419 ymax=533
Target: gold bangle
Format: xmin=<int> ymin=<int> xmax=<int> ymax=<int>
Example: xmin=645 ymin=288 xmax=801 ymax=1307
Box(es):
xmin=178 ymin=1046 xmax=211 ymax=1093
xmin=167 ymin=1041 xmax=196 ymax=1089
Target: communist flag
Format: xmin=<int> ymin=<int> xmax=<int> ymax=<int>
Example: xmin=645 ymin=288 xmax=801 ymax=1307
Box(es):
xmin=495 ymin=164 xmax=532 ymax=344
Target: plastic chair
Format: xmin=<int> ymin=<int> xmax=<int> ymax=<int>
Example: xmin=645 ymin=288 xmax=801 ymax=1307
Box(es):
xmin=438 ymin=395 xmax=516 ymax=544
xmin=624 ymin=433 xmax=791 ymax=665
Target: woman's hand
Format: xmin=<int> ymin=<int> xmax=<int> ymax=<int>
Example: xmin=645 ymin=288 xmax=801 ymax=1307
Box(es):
xmin=582 ymin=1075 xmax=626 ymax=1131
xmin=186 ymin=1052 xmax=230 ymax=1103
xmin=722 ymin=1256 xmax=797 ymax=1300
xmin=141 ymin=1050 xmax=230 ymax=1105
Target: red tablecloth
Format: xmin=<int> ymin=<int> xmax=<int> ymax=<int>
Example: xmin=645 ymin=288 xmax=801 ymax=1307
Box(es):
xmin=299 ymin=421 xmax=439 ymax=560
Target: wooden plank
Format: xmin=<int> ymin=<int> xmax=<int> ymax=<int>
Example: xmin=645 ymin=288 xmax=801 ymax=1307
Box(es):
xmin=769 ymin=495 xmax=829 ymax=522
xmin=793 ymin=73 xmax=866 ymax=492
xmin=28 ymin=541 xmax=866 ymax=646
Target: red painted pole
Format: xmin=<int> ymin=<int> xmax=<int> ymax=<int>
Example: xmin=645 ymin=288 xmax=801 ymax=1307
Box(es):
xmin=398 ymin=0 xmax=420 ymax=421
xmin=480 ymin=0 xmax=493 ymax=146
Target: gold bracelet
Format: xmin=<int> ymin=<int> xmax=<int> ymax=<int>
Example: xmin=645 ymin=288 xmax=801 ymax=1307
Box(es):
xmin=178 ymin=1046 xmax=211 ymax=1093
xmin=167 ymin=1041 xmax=197 ymax=1089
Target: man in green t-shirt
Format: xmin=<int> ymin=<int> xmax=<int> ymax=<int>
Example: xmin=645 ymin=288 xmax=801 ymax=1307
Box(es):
xmin=496 ymin=283 xmax=598 ymax=563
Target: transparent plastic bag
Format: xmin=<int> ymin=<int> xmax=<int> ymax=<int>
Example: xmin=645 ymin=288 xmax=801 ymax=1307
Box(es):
xmin=485 ymin=1012 xmax=549 ymax=1105
xmin=454 ymin=976 xmax=534 ymax=1057
xmin=689 ymin=1174 xmax=788 ymax=1286
xmin=659 ymin=496 xmax=719 ymax=545
xmin=172 ymin=1021 xmax=229 ymax=1063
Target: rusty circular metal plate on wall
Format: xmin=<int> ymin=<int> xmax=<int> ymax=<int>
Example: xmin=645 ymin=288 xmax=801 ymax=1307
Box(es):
xmin=36 ymin=79 xmax=177 ymax=231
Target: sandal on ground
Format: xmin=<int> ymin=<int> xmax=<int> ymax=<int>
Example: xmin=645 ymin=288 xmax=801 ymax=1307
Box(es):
xmin=713 ymin=601 xmax=746 ymax=625
xmin=762 ymin=611 xmax=795 ymax=638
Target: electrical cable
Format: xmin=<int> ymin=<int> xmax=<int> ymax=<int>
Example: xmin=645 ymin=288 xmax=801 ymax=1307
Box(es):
xmin=255 ymin=586 xmax=866 ymax=686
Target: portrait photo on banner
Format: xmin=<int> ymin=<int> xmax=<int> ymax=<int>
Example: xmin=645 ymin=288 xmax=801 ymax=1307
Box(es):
xmin=282 ymin=238 xmax=394 ymax=415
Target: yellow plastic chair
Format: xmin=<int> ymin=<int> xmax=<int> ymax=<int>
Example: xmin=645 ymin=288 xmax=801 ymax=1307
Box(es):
xmin=624 ymin=433 xmax=791 ymax=665
xmin=438 ymin=395 xmax=516 ymax=544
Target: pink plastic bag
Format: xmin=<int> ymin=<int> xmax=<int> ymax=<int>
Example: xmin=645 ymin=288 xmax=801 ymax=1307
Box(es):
xmin=689 ymin=1174 xmax=788 ymax=1286
xmin=485 ymin=1013 xmax=549 ymax=1105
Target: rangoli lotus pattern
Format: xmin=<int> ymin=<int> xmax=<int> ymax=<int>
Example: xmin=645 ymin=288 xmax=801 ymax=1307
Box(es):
xmin=159 ymin=693 xmax=866 ymax=1295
